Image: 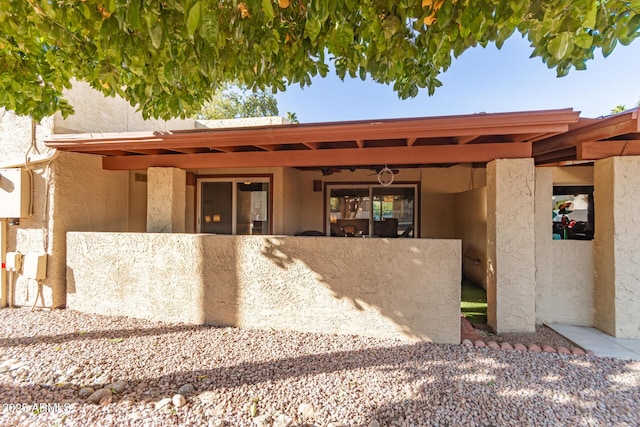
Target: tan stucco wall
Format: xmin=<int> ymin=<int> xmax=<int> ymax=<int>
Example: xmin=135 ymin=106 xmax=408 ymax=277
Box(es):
xmin=3 ymin=150 xmax=128 ymax=308
xmin=1 ymin=110 xmax=56 ymax=307
xmin=534 ymin=167 xmax=554 ymax=324
xmin=147 ymin=167 xmax=186 ymax=233
xmin=1 ymin=109 xmax=54 ymax=166
xmin=66 ymin=233 xmax=461 ymax=343
xmin=543 ymin=241 xmax=595 ymax=325
xmin=594 ymin=157 xmax=640 ymax=338
xmin=282 ymin=168 xmax=302 ymax=235
xmin=552 ymin=165 xmax=594 ymax=185
xmin=128 ymin=171 xmax=148 ymax=233
xmin=454 ymin=187 xmax=487 ymax=288
xmin=487 ymin=159 xmax=536 ymax=333
xmin=535 ymin=166 xmax=595 ymax=326
xmin=53 ymin=81 xmax=289 ymax=134
xmin=52 ymin=81 xmax=196 ymax=134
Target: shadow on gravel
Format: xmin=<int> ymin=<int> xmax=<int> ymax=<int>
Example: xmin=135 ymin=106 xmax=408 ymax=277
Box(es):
xmin=1 ymin=342 xmax=639 ymax=426
xmin=1 ymin=309 xmax=639 ymax=426
xmin=0 ymin=320 xmax=211 ymax=349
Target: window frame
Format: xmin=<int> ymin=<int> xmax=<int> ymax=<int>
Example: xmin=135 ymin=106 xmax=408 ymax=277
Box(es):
xmin=552 ymin=185 xmax=594 ymax=240
xmin=196 ymin=175 xmax=273 ymax=235
xmin=324 ymin=181 xmax=420 ymax=237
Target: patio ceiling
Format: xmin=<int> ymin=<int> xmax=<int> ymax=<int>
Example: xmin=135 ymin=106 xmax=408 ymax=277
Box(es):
xmin=44 ymin=108 xmax=640 ymax=171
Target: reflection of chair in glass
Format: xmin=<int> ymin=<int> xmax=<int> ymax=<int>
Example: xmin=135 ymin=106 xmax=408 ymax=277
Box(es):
xmin=335 ymin=219 xmax=369 ymax=237
xmin=341 ymin=224 xmax=357 ymax=237
xmin=373 ymin=218 xmax=398 ymax=237
xmin=399 ymin=225 xmax=413 ymax=238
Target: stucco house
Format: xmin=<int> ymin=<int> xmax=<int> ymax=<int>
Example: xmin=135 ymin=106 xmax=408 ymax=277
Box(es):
xmin=1 ymin=82 xmax=639 ymax=344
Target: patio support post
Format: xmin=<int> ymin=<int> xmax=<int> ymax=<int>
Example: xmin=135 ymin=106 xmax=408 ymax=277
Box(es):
xmin=147 ymin=167 xmax=186 ymax=233
xmin=486 ymin=158 xmax=536 ymax=333
xmin=594 ymin=156 xmax=640 ymax=339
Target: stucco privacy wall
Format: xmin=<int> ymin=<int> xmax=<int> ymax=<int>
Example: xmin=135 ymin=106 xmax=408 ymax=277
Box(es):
xmin=66 ymin=233 xmax=461 ymax=343
xmin=454 ymin=187 xmax=487 ymax=288
xmin=535 ymin=167 xmax=595 ymax=326
xmin=594 ymin=156 xmax=640 ymax=338
xmin=487 ymin=159 xmax=536 ymax=333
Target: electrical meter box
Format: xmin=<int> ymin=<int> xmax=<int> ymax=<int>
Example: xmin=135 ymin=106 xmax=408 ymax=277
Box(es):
xmin=23 ymin=253 xmax=47 ymax=280
xmin=5 ymin=252 xmax=24 ymax=272
xmin=0 ymin=168 xmax=31 ymax=218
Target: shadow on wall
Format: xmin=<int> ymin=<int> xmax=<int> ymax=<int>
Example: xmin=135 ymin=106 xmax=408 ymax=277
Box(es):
xmin=65 ymin=234 xmax=460 ymax=343
xmin=66 ymin=233 xmax=240 ymax=329
xmin=251 ymin=236 xmax=460 ymax=342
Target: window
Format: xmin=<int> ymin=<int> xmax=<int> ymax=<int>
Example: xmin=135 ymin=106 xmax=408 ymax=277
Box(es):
xmin=552 ymin=186 xmax=594 ymax=240
xmin=327 ymin=184 xmax=417 ymax=237
xmin=197 ymin=177 xmax=271 ymax=235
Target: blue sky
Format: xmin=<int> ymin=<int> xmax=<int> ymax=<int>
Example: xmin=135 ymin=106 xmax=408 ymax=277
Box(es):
xmin=275 ymin=36 xmax=640 ymax=123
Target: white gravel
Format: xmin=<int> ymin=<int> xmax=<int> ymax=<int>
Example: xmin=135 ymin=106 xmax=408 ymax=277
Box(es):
xmin=1 ymin=308 xmax=639 ymax=426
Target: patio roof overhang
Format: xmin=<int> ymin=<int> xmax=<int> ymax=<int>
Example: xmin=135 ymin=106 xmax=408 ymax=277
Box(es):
xmin=44 ymin=107 xmax=640 ymax=171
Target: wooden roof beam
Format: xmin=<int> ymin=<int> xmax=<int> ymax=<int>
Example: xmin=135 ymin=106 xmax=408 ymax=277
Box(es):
xmin=127 ymin=149 xmax=168 ymax=155
xmin=534 ymin=147 xmax=577 ymax=165
xmin=578 ymin=140 xmax=640 ymax=160
xmin=533 ymin=109 xmax=639 ymax=155
xmin=456 ymin=135 xmax=480 ymax=144
xmin=47 ymin=109 xmax=579 ymax=153
xmin=102 ymin=142 xmax=532 ymax=170
xmin=168 ymin=147 xmax=204 ymax=154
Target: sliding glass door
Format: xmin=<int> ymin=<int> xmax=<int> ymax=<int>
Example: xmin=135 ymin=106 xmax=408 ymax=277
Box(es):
xmin=198 ymin=178 xmax=270 ymax=235
xmin=327 ymin=184 xmax=417 ymax=237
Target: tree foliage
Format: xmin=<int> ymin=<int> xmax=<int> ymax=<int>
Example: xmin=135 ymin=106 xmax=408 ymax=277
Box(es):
xmin=1 ymin=0 xmax=639 ymax=121
xmin=198 ymin=83 xmax=279 ymax=119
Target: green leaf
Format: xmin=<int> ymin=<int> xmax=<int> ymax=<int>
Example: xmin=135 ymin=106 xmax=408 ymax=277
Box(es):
xmin=548 ymin=32 xmax=572 ymax=60
xmin=149 ymin=24 xmax=163 ymax=49
xmin=583 ymin=4 xmax=597 ymax=29
xmin=304 ymin=18 xmax=322 ymax=41
xmin=262 ymin=0 xmax=274 ymax=20
xmin=382 ymin=15 xmax=401 ymax=40
xmin=628 ymin=14 xmax=640 ymax=38
xmin=128 ymin=0 xmax=142 ymax=30
xmin=334 ymin=23 xmax=354 ymax=47
xmin=574 ymin=33 xmax=592 ymax=49
xmin=187 ymin=1 xmax=202 ymax=37
xmin=602 ymin=35 xmax=617 ymax=57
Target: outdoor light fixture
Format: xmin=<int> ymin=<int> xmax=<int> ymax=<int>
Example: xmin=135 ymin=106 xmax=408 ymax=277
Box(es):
xmin=378 ymin=165 xmax=394 ymax=186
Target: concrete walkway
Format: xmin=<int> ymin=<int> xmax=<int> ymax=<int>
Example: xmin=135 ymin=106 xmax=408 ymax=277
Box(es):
xmin=548 ymin=324 xmax=640 ymax=360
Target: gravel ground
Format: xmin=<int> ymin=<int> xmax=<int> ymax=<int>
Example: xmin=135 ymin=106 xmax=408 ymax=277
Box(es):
xmin=1 ymin=308 xmax=639 ymax=427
